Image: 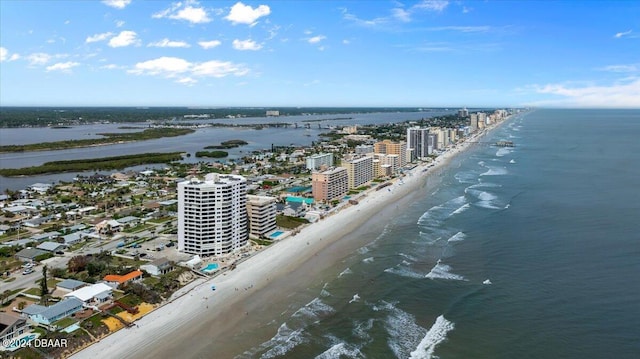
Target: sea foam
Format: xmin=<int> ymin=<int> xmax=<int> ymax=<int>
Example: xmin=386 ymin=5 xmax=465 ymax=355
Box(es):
xmin=447 ymin=232 xmax=467 ymax=242
xmin=409 ymin=315 xmax=455 ymax=359
xmin=426 ymin=262 xmax=467 ymax=281
xmin=314 ymin=342 xmax=364 ymax=359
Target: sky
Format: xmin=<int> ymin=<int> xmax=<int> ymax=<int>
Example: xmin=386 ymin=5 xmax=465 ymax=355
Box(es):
xmin=0 ymin=0 xmax=638 ymax=108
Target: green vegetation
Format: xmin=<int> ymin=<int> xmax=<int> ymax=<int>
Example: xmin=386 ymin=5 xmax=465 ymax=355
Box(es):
xmin=0 ymin=128 xmax=194 ymax=152
xmin=24 ymin=288 xmax=41 ymax=296
xmin=204 ymin=139 xmax=248 ymax=149
xmin=195 ymin=150 xmax=228 ymax=158
xmin=0 ymin=152 xmax=183 ymax=176
xmin=251 ymin=238 xmax=274 ymax=246
xmin=276 ymin=215 xmax=309 ymax=229
xmin=53 ymin=317 xmax=77 ymax=329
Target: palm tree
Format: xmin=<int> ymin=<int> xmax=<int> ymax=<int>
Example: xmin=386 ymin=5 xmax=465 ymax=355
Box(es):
xmin=40 ymin=265 xmax=49 ymax=306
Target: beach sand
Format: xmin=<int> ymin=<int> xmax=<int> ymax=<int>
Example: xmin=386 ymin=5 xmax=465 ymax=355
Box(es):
xmin=70 ymin=121 xmax=505 ymax=359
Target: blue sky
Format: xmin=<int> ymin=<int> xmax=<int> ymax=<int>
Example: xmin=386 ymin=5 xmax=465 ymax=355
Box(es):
xmin=0 ymin=0 xmax=638 ymax=108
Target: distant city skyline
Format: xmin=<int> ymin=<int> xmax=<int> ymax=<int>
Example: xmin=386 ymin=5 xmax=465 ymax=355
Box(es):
xmin=1 ymin=1 xmax=638 ymax=108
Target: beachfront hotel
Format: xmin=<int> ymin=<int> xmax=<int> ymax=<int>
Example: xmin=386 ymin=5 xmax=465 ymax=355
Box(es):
xmin=246 ymin=195 xmax=277 ymax=238
xmin=177 ymin=174 xmax=248 ymax=257
xmin=306 ymin=153 xmax=334 ymax=171
xmin=373 ymin=140 xmax=408 ymax=166
xmin=311 ymin=167 xmax=349 ymax=202
xmin=373 ymin=154 xmax=399 ymax=176
xmin=406 ymin=127 xmax=430 ymax=160
xmin=341 ymin=155 xmax=374 ymax=189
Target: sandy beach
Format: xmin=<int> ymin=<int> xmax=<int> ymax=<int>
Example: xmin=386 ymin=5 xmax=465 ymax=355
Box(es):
xmin=70 ymin=121 xmax=504 ymax=359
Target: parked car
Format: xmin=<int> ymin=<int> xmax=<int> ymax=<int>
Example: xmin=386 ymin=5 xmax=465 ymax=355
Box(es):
xmin=22 ymin=268 xmax=34 ymax=275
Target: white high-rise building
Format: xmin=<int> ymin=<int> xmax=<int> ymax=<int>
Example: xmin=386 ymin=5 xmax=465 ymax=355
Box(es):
xmin=306 ymin=153 xmax=334 ymax=170
xmin=406 ymin=127 xmax=430 ymax=160
xmin=178 ymin=174 xmax=248 ymax=257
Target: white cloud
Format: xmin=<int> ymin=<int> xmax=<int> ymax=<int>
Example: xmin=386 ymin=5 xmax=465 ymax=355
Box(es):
xmin=130 ymin=57 xmax=191 ymax=76
xmin=192 ymin=60 xmax=249 ymax=77
xmin=232 ymin=39 xmax=262 ymax=51
xmin=614 ymin=30 xmax=632 ymax=38
xmin=177 ymin=77 xmax=197 ymax=85
xmin=531 ymin=78 xmax=640 ymax=108
xmin=148 ymin=38 xmax=191 ymax=48
xmin=392 ymin=8 xmax=411 ymax=22
xmin=46 ymin=61 xmax=80 ymax=72
xmin=600 ymin=64 xmax=639 ymax=73
xmin=86 ymin=32 xmax=114 ymax=43
xmin=198 ymin=40 xmax=222 ymax=49
xmin=308 ymin=35 xmax=326 ymax=44
xmin=0 ymin=48 xmax=20 ymax=62
xmin=108 ymin=31 xmax=140 ymax=47
xmin=115 ymin=20 xmax=125 ymax=28
xmin=101 ymin=64 xmax=124 ymax=70
xmin=225 ymin=2 xmax=270 ymax=26
xmin=102 ymin=0 xmax=132 ymax=9
xmin=415 ymin=0 xmax=449 ymax=12
xmin=462 ymin=6 xmax=472 ymax=14
xmin=129 ymin=56 xmax=249 ymax=82
xmin=343 ymin=39 xmax=350 ymax=45
xmin=64 ymin=20 xmax=70 ymax=25
xmin=27 ymin=52 xmax=53 ymax=66
xmin=153 ymin=1 xmax=211 ymax=24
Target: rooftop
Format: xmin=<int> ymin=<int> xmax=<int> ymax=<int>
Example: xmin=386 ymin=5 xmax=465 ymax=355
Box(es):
xmin=104 ymin=270 xmax=143 ymax=284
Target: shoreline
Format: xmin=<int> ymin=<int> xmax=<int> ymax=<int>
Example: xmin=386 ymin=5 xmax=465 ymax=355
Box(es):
xmin=70 ymin=117 xmax=512 ymax=359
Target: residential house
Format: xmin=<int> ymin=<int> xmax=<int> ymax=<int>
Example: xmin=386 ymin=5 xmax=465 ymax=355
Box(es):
xmin=140 ymin=257 xmax=173 ymax=276
xmin=0 ymin=312 xmax=31 ymax=346
xmin=36 ymin=241 xmax=65 ymax=253
xmin=15 ymin=248 xmax=49 ymax=262
xmin=56 ymin=279 xmax=88 ymax=293
xmin=103 ymin=270 xmax=143 ymax=289
xmin=22 ymin=298 xmax=84 ymax=326
xmin=64 ymin=283 xmax=113 ymax=305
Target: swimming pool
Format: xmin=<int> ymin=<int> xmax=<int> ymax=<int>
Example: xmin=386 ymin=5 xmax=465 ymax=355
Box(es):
xmin=286 ymin=196 xmax=314 ymax=204
xmin=270 ymin=231 xmax=284 ymax=239
xmin=201 ymin=263 xmax=219 ymax=273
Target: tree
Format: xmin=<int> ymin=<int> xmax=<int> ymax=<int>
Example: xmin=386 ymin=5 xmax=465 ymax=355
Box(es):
xmin=0 ymin=290 xmax=10 ymax=305
xmin=68 ymin=255 xmax=90 ymax=273
xmin=40 ymin=265 xmax=49 ymax=305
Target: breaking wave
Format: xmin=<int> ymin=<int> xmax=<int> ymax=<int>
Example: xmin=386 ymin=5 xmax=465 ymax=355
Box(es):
xmin=426 ymin=262 xmax=467 ymax=281
xmin=314 ymin=342 xmax=364 ymax=359
xmin=447 ymin=232 xmax=467 ymax=242
xmin=409 ymin=315 xmax=455 ymax=359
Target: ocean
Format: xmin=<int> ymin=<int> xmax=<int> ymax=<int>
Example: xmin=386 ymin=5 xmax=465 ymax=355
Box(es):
xmin=232 ymin=109 xmax=640 ymax=359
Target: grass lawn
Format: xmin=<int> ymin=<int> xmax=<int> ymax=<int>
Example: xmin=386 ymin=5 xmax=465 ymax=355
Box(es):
xmin=276 ymin=215 xmax=309 ymax=229
xmin=251 ymin=238 xmax=273 ymax=246
xmin=23 ymin=288 xmax=41 ymax=296
xmin=54 ymin=316 xmax=77 ymax=329
xmin=146 ymin=217 xmax=172 ymax=224
xmin=117 ymin=293 xmax=142 ymax=307
xmin=83 ymin=313 xmax=106 ymax=330
xmin=124 ymin=223 xmax=154 ymax=233
xmin=143 ymin=277 xmax=160 ymax=287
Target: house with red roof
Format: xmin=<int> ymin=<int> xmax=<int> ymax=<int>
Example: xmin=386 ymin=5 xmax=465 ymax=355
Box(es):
xmin=103 ymin=270 xmax=143 ymax=289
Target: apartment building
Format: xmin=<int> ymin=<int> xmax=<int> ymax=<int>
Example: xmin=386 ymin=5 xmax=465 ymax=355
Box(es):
xmin=311 ymin=167 xmax=348 ymax=202
xmin=341 ymin=155 xmax=373 ymax=189
xmin=178 ymin=174 xmax=248 ymax=257
xmin=246 ymin=195 xmax=277 ymax=238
